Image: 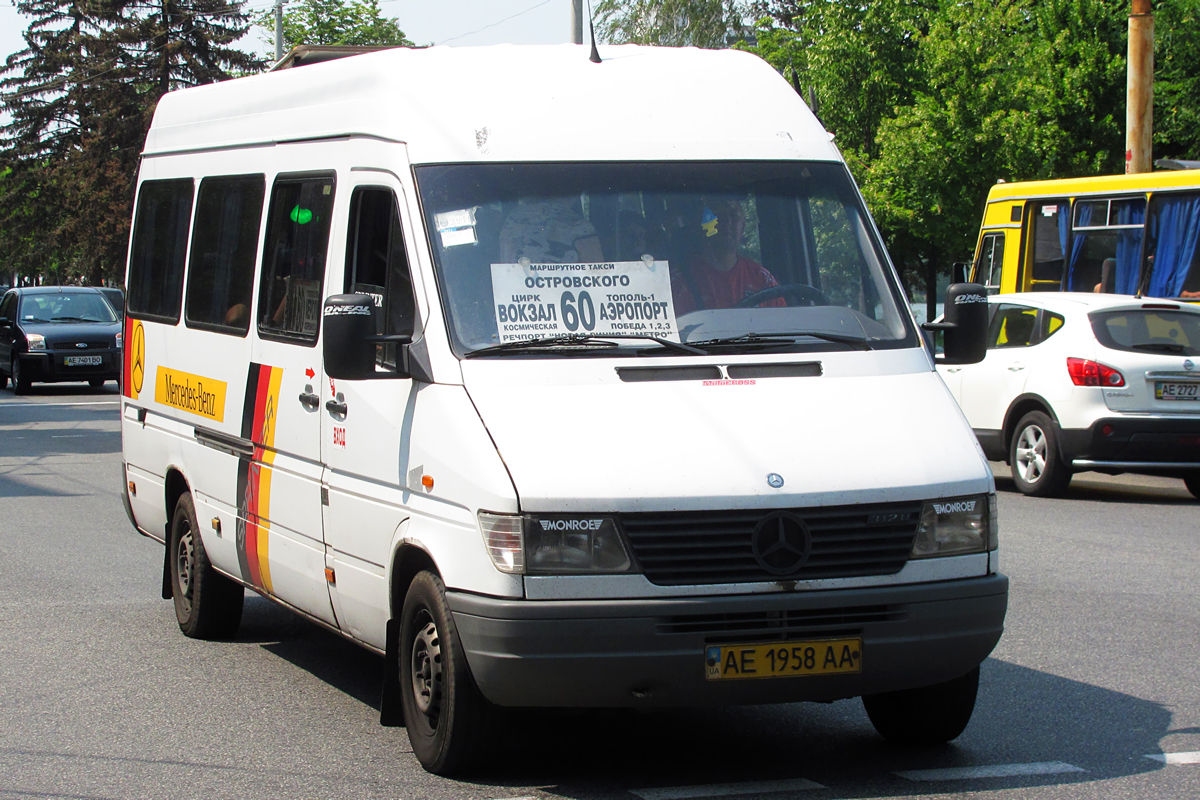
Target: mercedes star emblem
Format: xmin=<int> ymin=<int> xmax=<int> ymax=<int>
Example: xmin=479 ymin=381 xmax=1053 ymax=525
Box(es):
xmin=766 ymin=473 xmax=784 ymax=488
xmin=751 ymin=511 xmax=811 ymax=575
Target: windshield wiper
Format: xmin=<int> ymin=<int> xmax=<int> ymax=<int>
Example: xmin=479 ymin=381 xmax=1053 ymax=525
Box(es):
xmin=51 ymin=316 xmax=101 ymax=322
xmin=464 ymin=334 xmax=706 ymax=358
xmin=1132 ymin=342 xmax=1186 ymax=353
xmin=688 ymin=331 xmax=871 ymax=351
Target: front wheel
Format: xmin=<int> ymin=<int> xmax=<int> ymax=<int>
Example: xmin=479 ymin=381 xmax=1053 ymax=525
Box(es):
xmin=11 ymin=356 xmax=30 ymax=394
xmin=168 ymin=493 xmax=244 ymax=639
xmin=399 ymin=571 xmax=492 ymax=775
xmin=1010 ymin=411 xmax=1072 ymax=497
xmin=863 ymin=666 xmax=980 ymax=744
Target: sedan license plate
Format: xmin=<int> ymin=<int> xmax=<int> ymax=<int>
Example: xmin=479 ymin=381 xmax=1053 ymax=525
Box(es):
xmin=64 ymin=355 xmax=102 ymax=366
xmin=1156 ymin=382 xmax=1200 ymax=401
xmin=705 ymin=637 xmax=861 ymax=680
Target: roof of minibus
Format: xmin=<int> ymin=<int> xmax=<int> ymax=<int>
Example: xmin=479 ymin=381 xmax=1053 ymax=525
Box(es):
xmin=985 ymin=169 xmax=1200 ymax=202
xmin=144 ymin=44 xmax=838 ymax=165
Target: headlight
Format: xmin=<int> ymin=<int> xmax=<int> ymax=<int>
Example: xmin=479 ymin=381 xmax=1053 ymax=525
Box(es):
xmin=910 ymin=494 xmax=996 ymax=558
xmin=477 ymin=512 xmax=635 ymax=575
xmin=26 ymin=333 xmax=46 ymax=350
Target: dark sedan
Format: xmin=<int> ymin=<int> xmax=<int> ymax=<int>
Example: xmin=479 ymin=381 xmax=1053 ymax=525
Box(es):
xmin=0 ymin=287 xmax=123 ymax=393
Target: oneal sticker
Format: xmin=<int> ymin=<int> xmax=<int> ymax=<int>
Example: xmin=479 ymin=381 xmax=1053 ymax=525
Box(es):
xmin=489 ymin=260 xmax=679 ymax=343
xmin=324 ymin=303 xmax=372 ymax=316
xmin=235 ymin=363 xmax=284 ymax=592
xmin=154 ymin=367 xmax=227 ymax=422
xmin=933 ymin=500 xmax=977 ymax=514
xmin=954 ymin=294 xmax=987 ymax=305
xmin=123 ymin=318 xmax=145 ymax=400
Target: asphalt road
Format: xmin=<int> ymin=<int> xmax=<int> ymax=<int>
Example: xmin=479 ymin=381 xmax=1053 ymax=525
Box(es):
xmin=2 ymin=383 xmax=1199 ymax=800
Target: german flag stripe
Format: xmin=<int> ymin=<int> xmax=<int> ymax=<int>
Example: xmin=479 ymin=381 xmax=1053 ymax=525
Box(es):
xmin=236 ymin=362 xmax=283 ymax=592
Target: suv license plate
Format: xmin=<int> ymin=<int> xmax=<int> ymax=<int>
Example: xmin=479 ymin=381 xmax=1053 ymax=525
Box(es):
xmin=65 ymin=355 xmax=103 ymax=366
xmin=1156 ymin=382 xmax=1199 ymax=401
xmin=705 ymin=637 xmax=862 ymax=680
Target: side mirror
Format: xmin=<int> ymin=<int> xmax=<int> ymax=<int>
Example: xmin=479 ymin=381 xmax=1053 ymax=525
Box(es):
xmin=922 ymin=283 xmax=988 ymax=365
xmin=951 ymin=262 xmax=969 ymax=284
xmin=323 ymin=294 xmax=380 ymax=381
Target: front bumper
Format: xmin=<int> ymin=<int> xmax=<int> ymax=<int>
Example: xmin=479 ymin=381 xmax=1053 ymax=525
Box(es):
xmin=1059 ymin=417 xmax=1200 ymax=471
xmin=18 ymin=349 xmax=121 ymax=383
xmin=449 ymin=574 xmax=1008 ymax=708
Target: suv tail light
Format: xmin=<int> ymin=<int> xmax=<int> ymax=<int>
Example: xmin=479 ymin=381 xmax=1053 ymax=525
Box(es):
xmin=1067 ymin=357 xmax=1125 ymax=387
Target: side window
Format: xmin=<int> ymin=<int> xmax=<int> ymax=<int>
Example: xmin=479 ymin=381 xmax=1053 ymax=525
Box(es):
xmin=258 ymin=174 xmax=335 ymax=344
xmin=185 ymin=175 xmax=265 ymax=335
xmin=1067 ymin=196 xmax=1145 ymax=294
xmin=0 ymin=292 xmax=14 ymax=321
xmin=128 ymin=179 xmax=194 ymax=322
xmin=1029 ymin=200 xmax=1069 ymax=290
xmin=1039 ymin=311 xmax=1065 ymax=343
xmin=345 ymin=187 xmax=417 ymax=370
xmin=988 ymin=304 xmax=1038 ymax=348
xmin=976 ymin=232 xmax=1005 ymax=294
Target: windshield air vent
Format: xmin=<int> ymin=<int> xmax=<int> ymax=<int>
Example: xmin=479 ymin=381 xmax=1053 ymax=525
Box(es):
xmin=616 ymin=365 xmax=722 ymax=382
xmin=726 ymin=362 xmax=822 ymax=379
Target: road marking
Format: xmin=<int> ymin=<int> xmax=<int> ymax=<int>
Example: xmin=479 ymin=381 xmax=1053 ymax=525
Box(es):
xmin=630 ymin=778 xmax=825 ymax=799
xmin=895 ymin=762 xmax=1085 ymax=781
xmin=1145 ymin=751 xmax=1200 ymax=765
xmin=51 ymin=434 xmax=93 ymax=438
xmin=3 ymin=401 xmax=120 ymax=407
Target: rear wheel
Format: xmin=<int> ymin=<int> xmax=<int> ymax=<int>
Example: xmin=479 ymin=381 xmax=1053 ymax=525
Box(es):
xmin=11 ymin=356 xmax=30 ymax=394
xmin=1010 ymin=411 xmax=1072 ymax=497
xmin=863 ymin=666 xmax=980 ymax=744
xmin=1185 ymin=472 xmax=1200 ymax=501
xmin=399 ymin=570 xmax=492 ymax=775
xmin=169 ymin=493 xmax=244 ymax=639
xmin=88 ymin=378 xmax=106 ymax=388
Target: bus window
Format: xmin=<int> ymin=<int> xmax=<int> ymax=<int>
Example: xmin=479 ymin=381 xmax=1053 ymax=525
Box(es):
xmin=1144 ymin=193 xmax=1200 ymax=299
xmin=976 ymin=232 xmax=1005 ymax=294
xmin=1066 ymin=196 xmax=1144 ymax=294
xmin=1030 ymin=201 xmax=1069 ymax=290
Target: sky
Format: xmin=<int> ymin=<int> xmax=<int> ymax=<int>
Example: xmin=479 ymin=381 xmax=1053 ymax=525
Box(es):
xmin=1 ymin=0 xmax=572 ymax=67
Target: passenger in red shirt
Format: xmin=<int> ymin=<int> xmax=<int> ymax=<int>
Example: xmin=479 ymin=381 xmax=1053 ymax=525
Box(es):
xmin=670 ymin=197 xmax=785 ymax=315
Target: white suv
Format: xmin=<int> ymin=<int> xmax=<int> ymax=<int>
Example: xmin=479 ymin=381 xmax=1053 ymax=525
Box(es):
xmin=937 ymin=293 xmax=1200 ymax=498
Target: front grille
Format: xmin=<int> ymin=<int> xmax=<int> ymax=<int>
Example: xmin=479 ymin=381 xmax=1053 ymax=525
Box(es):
xmin=50 ymin=339 xmax=112 ymax=351
xmin=657 ymin=604 xmax=907 ymax=637
xmin=621 ymin=501 xmax=922 ymax=586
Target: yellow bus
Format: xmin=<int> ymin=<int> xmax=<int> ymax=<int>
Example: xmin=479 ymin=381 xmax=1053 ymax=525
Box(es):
xmin=969 ymin=166 xmax=1200 ymax=300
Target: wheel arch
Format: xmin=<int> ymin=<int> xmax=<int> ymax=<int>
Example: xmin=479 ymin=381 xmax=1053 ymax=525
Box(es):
xmin=161 ymin=467 xmax=191 ymax=600
xmin=390 ymin=539 xmax=440 ymax=619
xmin=1002 ymin=394 xmax=1058 ymax=458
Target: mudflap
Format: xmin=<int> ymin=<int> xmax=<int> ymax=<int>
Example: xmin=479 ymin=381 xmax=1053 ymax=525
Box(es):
xmin=161 ymin=525 xmax=173 ymax=600
xmin=380 ymin=617 xmax=405 ymax=727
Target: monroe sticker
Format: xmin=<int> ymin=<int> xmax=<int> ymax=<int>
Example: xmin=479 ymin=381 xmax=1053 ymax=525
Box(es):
xmin=489 ymin=260 xmax=680 ymax=343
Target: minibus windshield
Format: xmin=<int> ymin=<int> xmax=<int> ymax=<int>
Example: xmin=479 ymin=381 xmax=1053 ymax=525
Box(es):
xmin=416 ymin=161 xmax=916 ymax=357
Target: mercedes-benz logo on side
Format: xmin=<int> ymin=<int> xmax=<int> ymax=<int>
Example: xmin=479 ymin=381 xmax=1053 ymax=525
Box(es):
xmin=751 ymin=511 xmax=811 ymax=575
xmin=766 ymin=473 xmax=784 ymax=488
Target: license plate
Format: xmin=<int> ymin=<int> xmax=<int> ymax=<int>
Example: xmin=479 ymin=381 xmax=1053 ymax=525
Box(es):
xmin=1156 ymin=382 xmax=1200 ymax=401
xmin=705 ymin=637 xmax=862 ymax=680
xmin=64 ymin=355 xmax=102 ymax=366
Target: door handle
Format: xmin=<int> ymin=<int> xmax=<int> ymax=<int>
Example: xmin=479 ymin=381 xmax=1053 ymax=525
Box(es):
xmin=298 ymin=391 xmax=320 ymax=410
xmin=945 ymin=367 xmax=962 ymax=373
xmin=1007 ymin=364 xmax=1025 ymax=372
xmin=326 ymin=398 xmax=348 ymax=416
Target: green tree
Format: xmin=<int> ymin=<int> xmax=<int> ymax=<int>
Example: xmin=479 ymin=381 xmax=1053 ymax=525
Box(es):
xmin=269 ymin=0 xmax=415 ymax=49
xmin=596 ymin=0 xmax=747 ymax=48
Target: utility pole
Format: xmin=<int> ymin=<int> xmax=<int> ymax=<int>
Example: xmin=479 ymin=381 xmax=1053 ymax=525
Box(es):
xmin=571 ymin=0 xmax=584 ymax=44
xmin=1126 ymin=0 xmax=1154 ymax=174
xmin=274 ymin=0 xmax=285 ymax=62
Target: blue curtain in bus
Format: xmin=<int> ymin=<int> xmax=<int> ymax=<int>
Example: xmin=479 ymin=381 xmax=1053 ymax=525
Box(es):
xmin=1067 ymin=203 xmax=1092 ymax=290
xmin=1112 ymin=201 xmax=1144 ymax=294
xmin=1058 ymin=203 xmax=1070 ymax=269
xmin=1148 ymin=195 xmax=1200 ymax=297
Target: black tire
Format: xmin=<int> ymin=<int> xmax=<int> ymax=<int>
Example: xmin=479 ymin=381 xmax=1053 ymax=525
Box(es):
xmin=863 ymin=666 xmax=980 ymax=744
xmin=0 ymin=368 xmax=7 ymax=390
xmin=1009 ymin=411 xmax=1072 ymax=497
xmin=1184 ymin=472 xmax=1200 ymax=501
xmin=168 ymin=493 xmax=244 ymax=639
xmin=11 ymin=356 xmax=30 ymax=395
xmin=88 ymin=378 xmax=106 ymax=388
xmin=399 ymin=571 xmax=492 ymax=775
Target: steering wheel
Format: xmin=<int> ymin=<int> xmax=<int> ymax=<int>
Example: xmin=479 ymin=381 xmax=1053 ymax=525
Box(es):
xmin=735 ymin=283 xmax=828 ymax=308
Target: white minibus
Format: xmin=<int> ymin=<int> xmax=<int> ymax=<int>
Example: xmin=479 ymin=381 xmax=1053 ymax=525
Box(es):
xmin=120 ymin=44 xmax=1005 ymax=774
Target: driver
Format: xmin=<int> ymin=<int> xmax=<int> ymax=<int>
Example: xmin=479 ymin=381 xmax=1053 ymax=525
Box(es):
xmin=670 ymin=196 xmax=784 ymax=315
